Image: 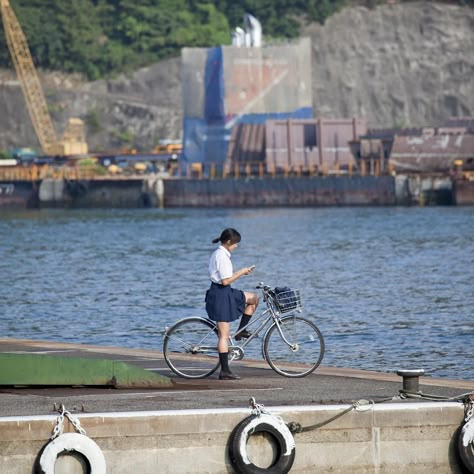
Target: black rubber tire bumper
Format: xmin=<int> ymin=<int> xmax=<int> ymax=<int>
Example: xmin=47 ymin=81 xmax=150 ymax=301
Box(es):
xmin=459 ymin=419 xmax=474 ymax=473
xmin=229 ymin=414 xmax=295 ymax=474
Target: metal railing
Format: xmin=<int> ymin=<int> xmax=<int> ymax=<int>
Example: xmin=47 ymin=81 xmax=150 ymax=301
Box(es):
xmin=0 ymin=165 xmax=110 ymax=181
xmin=181 ymin=160 xmax=393 ymax=179
xmin=0 ymin=161 xmax=393 ymax=182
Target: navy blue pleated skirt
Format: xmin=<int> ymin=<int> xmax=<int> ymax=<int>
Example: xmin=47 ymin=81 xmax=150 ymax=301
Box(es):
xmin=205 ymin=282 xmax=245 ymax=322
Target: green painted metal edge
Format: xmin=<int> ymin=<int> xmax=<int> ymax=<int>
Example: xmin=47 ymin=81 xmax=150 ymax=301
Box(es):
xmin=0 ymin=354 xmax=173 ymax=388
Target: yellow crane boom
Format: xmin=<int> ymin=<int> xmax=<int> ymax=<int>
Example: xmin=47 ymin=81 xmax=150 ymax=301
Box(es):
xmin=1 ymin=0 xmax=88 ymax=156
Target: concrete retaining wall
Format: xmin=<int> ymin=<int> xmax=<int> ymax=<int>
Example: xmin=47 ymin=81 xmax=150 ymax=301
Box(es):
xmin=395 ymin=175 xmax=454 ymax=206
xmin=65 ymin=179 xmax=154 ymax=208
xmin=0 ymin=402 xmax=466 ymax=473
xmin=163 ymin=176 xmax=396 ymax=207
xmin=454 ymin=179 xmax=474 ymax=205
xmin=4 ymin=175 xmax=465 ymax=209
xmin=32 ymin=175 xmax=396 ymax=208
xmin=39 ymin=178 xmax=154 ymax=208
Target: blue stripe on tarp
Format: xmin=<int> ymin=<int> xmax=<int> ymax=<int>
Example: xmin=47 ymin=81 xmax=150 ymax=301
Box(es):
xmin=183 ymin=108 xmax=314 ymax=165
xmin=225 ymin=107 xmax=313 ymax=125
xmin=182 ymin=117 xmax=206 ymax=164
xmin=204 ymin=47 xmax=225 ymax=125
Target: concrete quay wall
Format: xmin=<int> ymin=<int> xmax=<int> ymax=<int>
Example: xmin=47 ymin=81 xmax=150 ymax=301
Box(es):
xmin=2 ymin=175 xmax=472 ymax=208
xmin=38 ymin=178 xmax=156 ymax=208
xmin=0 ymin=402 xmax=466 ymax=473
xmin=163 ymin=175 xmax=396 ymax=207
xmin=454 ymin=179 xmax=474 ymax=205
xmin=36 ymin=175 xmax=396 ymax=208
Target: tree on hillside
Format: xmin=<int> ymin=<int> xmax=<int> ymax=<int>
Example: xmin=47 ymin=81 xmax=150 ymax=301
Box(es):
xmin=102 ymin=0 xmax=230 ymax=70
xmin=1 ymin=0 xmax=473 ymax=78
xmin=54 ymin=0 xmax=107 ymax=79
xmin=0 ymin=0 xmax=106 ymax=78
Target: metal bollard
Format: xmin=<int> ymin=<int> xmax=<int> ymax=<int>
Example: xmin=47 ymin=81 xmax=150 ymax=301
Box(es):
xmin=396 ymin=369 xmax=425 ymax=392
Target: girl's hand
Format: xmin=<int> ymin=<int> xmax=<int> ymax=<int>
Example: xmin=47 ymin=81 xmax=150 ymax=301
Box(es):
xmin=243 ymin=265 xmax=256 ymax=275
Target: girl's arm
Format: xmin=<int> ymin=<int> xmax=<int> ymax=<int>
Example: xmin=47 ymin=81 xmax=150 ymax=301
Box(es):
xmin=221 ymin=266 xmax=254 ymax=286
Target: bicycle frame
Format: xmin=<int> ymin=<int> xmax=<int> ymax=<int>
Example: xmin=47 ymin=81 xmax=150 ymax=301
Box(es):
xmin=229 ymin=286 xmax=299 ymax=354
xmin=230 ymin=308 xmax=273 ymax=351
xmin=163 ymin=281 xmax=325 ymax=379
xmin=167 ymin=313 xmax=269 ymax=358
xmin=165 ymin=283 xmax=300 ymax=357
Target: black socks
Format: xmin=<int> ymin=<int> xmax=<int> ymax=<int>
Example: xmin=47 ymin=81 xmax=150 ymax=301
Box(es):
xmin=239 ymin=313 xmax=252 ymax=331
xmin=219 ymin=314 xmax=253 ymax=374
xmin=219 ymin=352 xmax=230 ymax=373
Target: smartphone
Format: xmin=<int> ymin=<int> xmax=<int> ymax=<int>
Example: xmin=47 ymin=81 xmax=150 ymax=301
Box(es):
xmin=249 ymin=265 xmax=256 ymax=271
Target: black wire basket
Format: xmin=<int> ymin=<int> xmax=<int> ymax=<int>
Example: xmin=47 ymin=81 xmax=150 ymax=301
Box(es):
xmin=273 ymin=288 xmax=302 ymax=314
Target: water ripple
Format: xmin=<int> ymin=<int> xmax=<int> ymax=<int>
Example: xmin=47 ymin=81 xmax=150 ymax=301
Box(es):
xmin=1 ymin=207 xmax=473 ymax=380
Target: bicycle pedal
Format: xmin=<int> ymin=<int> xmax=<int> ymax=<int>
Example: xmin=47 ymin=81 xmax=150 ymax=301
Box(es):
xmin=235 ymin=330 xmax=253 ymax=341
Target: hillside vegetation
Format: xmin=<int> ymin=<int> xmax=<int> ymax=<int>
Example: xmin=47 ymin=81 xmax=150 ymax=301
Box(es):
xmin=0 ymin=1 xmax=472 ymax=151
xmin=1 ymin=0 xmax=472 ymax=80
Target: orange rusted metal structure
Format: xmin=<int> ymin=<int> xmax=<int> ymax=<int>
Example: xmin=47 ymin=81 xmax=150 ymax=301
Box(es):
xmin=225 ymin=117 xmax=367 ymax=176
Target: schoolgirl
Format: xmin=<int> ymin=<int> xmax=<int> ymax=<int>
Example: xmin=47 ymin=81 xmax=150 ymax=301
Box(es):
xmin=205 ymin=228 xmax=258 ymax=380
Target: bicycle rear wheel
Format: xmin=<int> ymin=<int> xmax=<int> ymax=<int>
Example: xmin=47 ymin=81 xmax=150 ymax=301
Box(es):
xmin=163 ymin=317 xmax=220 ymax=379
xmin=264 ymin=315 xmax=325 ymax=377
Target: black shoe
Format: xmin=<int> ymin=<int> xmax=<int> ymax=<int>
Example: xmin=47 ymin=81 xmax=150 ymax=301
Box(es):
xmin=219 ymin=371 xmax=241 ymax=380
xmin=235 ymin=330 xmax=252 ymax=341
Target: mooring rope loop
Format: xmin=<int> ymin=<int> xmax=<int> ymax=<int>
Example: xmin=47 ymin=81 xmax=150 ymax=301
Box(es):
xmin=284 ymin=391 xmax=474 ymax=434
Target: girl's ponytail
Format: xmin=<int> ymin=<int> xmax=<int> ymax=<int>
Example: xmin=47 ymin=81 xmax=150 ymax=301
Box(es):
xmin=212 ymin=228 xmax=241 ymax=245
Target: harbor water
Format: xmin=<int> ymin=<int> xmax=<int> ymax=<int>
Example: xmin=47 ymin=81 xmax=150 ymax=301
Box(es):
xmin=0 ymin=207 xmax=473 ymax=381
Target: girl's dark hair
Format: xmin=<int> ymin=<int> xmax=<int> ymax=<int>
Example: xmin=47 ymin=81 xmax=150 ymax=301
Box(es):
xmin=212 ymin=228 xmax=241 ymax=244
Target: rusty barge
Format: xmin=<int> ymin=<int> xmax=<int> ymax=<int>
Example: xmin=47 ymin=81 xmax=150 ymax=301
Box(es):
xmin=0 ymin=172 xmax=473 ymax=209
xmin=2 ymin=116 xmax=474 ymax=209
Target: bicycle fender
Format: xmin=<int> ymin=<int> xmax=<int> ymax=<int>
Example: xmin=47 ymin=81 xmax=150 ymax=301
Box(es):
xmin=261 ymin=321 xmax=277 ymax=360
xmin=262 ymin=316 xmax=293 ymax=347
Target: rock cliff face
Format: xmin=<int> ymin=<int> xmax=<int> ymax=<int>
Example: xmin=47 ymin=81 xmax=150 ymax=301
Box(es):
xmin=304 ymin=2 xmax=474 ymax=128
xmin=0 ymin=57 xmax=182 ymax=153
xmin=0 ymin=2 xmax=472 ymax=153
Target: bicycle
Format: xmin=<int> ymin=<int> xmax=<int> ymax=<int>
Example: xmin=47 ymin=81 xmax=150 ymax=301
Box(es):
xmin=163 ymin=282 xmax=325 ymax=379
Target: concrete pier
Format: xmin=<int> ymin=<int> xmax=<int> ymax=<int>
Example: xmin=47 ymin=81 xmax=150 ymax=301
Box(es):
xmin=3 ymin=175 xmax=474 ymax=209
xmin=0 ymin=338 xmax=472 ymax=473
xmin=2 ymin=175 xmax=398 ymax=208
xmin=162 ymin=175 xmax=396 ymax=207
xmin=0 ymin=402 xmax=467 ymax=473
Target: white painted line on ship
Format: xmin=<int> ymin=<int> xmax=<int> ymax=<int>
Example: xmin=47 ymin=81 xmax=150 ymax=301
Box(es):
xmin=147 ymin=366 xmax=275 ymax=373
xmin=106 ymin=387 xmax=284 ymax=398
xmin=145 ymin=367 xmax=199 ymax=371
xmin=0 ymin=401 xmax=463 ymax=423
xmin=141 ymin=387 xmax=283 ymax=397
xmin=1 ymin=350 xmax=77 ymax=355
xmin=15 ymin=387 xmax=283 ymax=402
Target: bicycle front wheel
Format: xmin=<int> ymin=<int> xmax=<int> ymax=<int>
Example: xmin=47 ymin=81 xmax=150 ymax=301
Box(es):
xmin=163 ymin=317 xmax=220 ymax=379
xmin=264 ymin=315 xmax=325 ymax=377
